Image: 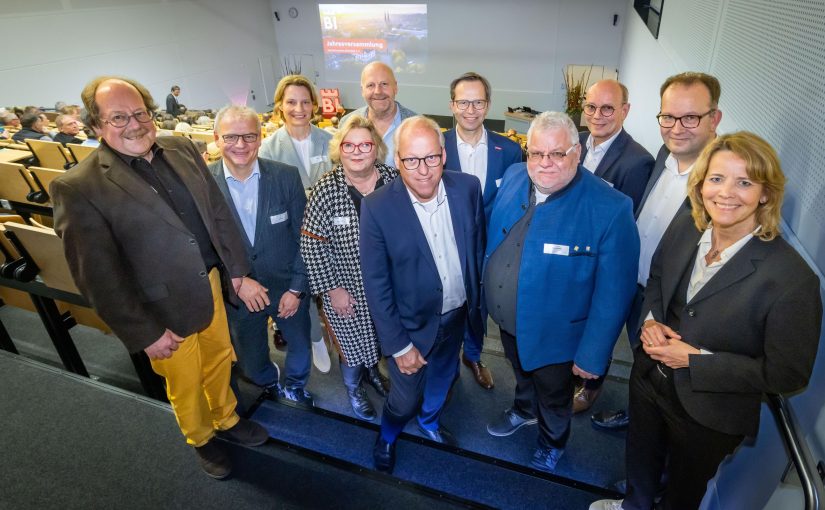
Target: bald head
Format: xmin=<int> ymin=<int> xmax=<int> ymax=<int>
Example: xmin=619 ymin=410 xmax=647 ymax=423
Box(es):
xmin=583 ymin=79 xmax=630 ymax=145
xmin=360 ymin=61 xmax=398 ymax=118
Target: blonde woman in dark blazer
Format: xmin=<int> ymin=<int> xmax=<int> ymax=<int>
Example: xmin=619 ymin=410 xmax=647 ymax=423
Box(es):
xmin=593 ymin=132 xmax=822 ymax=510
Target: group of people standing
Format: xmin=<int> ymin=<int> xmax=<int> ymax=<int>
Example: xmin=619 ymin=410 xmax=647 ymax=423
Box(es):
xmin=49 ymin=60 xmax=821 ymax=510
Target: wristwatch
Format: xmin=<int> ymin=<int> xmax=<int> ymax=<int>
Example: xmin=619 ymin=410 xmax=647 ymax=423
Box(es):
xmin=288 ymin=289 xmax=306 ymax=299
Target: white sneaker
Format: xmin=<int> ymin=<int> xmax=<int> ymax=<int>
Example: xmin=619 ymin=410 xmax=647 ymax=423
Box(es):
xmin=589 ymin=500 xmax=624 ymax=510
xmin=311 ymin=338 xmax=331 ymax=373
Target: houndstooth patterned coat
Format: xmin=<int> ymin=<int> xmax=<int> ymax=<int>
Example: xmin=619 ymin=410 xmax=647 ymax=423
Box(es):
xmin=301 ymin=162 xmax=399 ymax=367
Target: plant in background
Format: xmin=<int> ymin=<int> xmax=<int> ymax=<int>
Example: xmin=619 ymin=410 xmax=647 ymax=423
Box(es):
xmin=563 ymin=65 xmax=593 ymax=115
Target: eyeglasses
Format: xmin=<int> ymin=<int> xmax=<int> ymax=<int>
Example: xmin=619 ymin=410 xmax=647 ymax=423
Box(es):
xmin=102 ymin=110 xmax=153 ymax=128
xmin=656 ymin=109 xmax=716 ymax=128
xmin=221 ymin=133 xmax=259 ymax=144
xmin=340 ymin=141 xmax=375 ymax=153
xmin=399 ymin=153 xmax=443 ymax=170
xmin=526 ymin=144 xmax=578 ymax=164
xmin=452 ymin=99 xmax=488 ymax=111
xmin=583 ymin=103 xmax=623 ymax=117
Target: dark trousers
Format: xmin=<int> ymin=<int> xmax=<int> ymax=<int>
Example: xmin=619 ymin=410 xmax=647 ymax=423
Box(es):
xmin=623 ymin=362 xmax=744 ymax=510
xmin=500 ymin=330 xmax=575 ymax=449
xmin=584 ymin=284 xmax=646 ymax=391
xmin=380 ymin=305 xmax=465 ymax=443
xmin=226 ymin=291 xmax=312 ymax=389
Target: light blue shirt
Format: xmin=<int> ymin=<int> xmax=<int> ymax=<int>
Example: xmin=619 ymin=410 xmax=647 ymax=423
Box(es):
xmin=223 ymin=160 xmax=261 ymax=245
xmin=382 ymin=107 xmax=403 ymax=166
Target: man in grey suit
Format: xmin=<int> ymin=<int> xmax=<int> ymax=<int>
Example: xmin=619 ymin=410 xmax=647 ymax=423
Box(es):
xmin=51 ymin=77 xmax=267 ymax=480
xmin=572 ymin=79 xmax=654 ymax=414
xmin=209 ymin=105 xmax=314 ymax=407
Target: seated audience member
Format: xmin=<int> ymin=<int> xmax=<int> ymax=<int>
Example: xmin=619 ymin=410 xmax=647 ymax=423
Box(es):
xmin=175 ymin=120 xmax=193 ymax=133
xmin=301 ymin=115 xmax=396 ymax=421
xmin=2 ymin=112 xmax=21 ymax=129
xmin=259 ymin=73 xmax=334 ymax=373
xmin=484 ymin=111 xmax=638 ymax=473
xmin=196 ymin=115 xmax=211 ymax=126
xmin=40 ymin=112 xmax=58 ymax=138
xmin=591 ymin=132 xmax=823 ymax=510
xmin=80 ymin=127 xmax=100 ymax=147
xmin=12 ymin=112 xmax=52 ymax=142
xmin=53 ymin=114 xmax=84 ymax=146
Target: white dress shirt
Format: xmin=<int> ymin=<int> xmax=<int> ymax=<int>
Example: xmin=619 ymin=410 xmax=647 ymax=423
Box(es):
xmin=636 ymin=154 xmax=693 ymax=286
xmin=394 ymin=181 xmax=466 ymax=358
xmin=582 ymin=129 xmax=621 ymax=174
xmin=456 ymin=128 xmax=488 ymax=190
xmin=291 ymin=135 xmax=311 ymax=177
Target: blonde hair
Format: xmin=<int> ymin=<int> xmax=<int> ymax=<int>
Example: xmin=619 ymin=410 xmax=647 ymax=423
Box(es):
xmin=687 ymin=131 xmax=785 ymax=241
xmin=273 ymin=75 xmax=319 ymax=123
xmin=329 ymin=114 xmax=387 ymax=165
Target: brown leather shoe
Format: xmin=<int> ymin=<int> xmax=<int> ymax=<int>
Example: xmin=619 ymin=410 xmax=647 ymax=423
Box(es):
xmin=572 ymin=385 xmax=603 ymax=414
xmin=462 ymin=355 xmax=494 ymax=389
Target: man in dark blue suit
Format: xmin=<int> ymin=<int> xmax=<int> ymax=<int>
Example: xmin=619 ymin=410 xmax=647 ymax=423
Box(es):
xmin=361 ymin=115 xmax=485 ymax=473
xmin=209 ymin=105 xmax=314 ymax=408
xmin=572 ymin=79 xmax=654 ymax=414
xmin=443 ymin=72 xmax=523 ymax=390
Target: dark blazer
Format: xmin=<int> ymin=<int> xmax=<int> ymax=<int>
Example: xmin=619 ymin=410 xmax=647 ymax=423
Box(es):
xmin=51 ymin=136 xmax=250 ymax=353
xmin=360 ymin=171 xmax=485 ymax=357
xmin=637 ymin=212 xmax=822 ymax=437
xmin=444 ymin=128 xmax=523 ymax=221
xmin=166 ymin=93 xmax=181 ymax=117
xmin=578 ymin=129 xmax=654 ymax=213
xmin=209 ymin=157 xmax=308 ymax=295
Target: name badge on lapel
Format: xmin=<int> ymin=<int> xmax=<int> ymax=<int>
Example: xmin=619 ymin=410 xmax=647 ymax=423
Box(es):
xmin=543 ymin=243 xmax=570 ymax=256
xmin=270 ymin=212 xmax=288 ymax=224
xmin=310 ymin=155 xmax=326 ymax=164
xmin=333 ymin=216 xmax=351 ymax=226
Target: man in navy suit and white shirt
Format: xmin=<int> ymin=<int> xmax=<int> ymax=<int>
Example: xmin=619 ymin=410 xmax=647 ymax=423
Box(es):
xmin=209 ymin=105 xmax=314 ymax=408
xmin=572 ymin=79 xmax=654 ymax=414
xmin=361 ymin=115 xmax=485 ymax=473
xmin=443 ymin=72 xmax=522 ymax=390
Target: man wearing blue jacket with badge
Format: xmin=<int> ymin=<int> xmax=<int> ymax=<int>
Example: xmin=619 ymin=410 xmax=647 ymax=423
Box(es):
xmin=484 ymin=111 xmax=639 ymax=472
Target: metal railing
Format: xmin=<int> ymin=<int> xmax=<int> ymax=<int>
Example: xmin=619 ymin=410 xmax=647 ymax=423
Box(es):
xmin=768 ymin=394 xmax=825 ymax=510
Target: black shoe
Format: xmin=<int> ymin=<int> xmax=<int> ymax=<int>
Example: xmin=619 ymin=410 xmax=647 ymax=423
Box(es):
xmin=281 ymin=386 xmax=315 ymax=408
xmin=217 ymin=418 xmax=269 ymax=447
xmin=416 ymin=423 xmax=458 ymax=447
xmin=195 ymin=439 xmax=232 ymax=479
xmin=347 ymin=386 xmax=377 ymax=421
xmin=591 ymin=409 xmax=630 ymax=430
xmin=530 ymin=445 xmax=565 ymax=473
xmin=486 ymin=407 xmax=538 ymax=437
xmin=373 ymin=435 xmax=396 ymax=473
xmin=365 ymin=365 xmax=390 ymax=397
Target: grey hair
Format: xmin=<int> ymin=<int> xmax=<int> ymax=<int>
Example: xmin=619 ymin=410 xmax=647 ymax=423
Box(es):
xmin=393 ymin=115 xmax=445 ymax=155
xmin=527 ymin=111 xmax=578 ymax=147
xmin=214 ymin=104 xmax=261 ymax=134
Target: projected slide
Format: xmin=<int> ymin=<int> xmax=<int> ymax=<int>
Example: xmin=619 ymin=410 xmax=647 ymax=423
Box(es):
xmin=319 ymin=4 xmax=427 ymax=76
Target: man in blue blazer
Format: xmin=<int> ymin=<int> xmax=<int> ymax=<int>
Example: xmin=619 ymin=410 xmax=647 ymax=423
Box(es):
xmin=443 ymin=72 xmax=523 ymax=390
xmin=572 ymin=79 xmax=654 ymax=413
xmin=361 ymin=116 xmax=485 ymax=473
xmin=484 ymin=111 xmax=638 ymax=472
xmin=209 ymin=105 xmax=314 ymax=408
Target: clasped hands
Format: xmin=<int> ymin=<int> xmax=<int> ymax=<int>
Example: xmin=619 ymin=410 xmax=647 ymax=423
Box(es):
xmin=640 ymin=319 xmax=700 ymax=369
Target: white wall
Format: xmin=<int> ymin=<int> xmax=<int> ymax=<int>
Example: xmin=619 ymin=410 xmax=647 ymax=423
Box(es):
xmin=269 ymin=0 xmax=627 ymax=119
xmin=0 ymin=0 xmax=281 ymax=113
